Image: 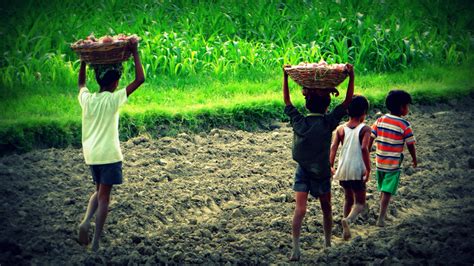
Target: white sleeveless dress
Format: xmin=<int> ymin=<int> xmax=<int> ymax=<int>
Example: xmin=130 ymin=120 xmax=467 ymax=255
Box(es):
xmin=334 ymin=123 xmax=366 ymax=181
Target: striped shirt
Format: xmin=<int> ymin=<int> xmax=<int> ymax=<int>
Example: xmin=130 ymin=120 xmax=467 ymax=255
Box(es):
xmin=371 ymin=114 xmax=416 ymax=172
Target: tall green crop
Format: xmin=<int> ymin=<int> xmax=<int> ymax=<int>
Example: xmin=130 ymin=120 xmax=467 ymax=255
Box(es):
xmin=0 ymin=0 xmax=472 ymax=91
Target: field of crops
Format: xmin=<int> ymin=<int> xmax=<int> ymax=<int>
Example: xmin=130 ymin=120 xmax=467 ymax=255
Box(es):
xmin=0 ymin=0 xmax=473 ymax=152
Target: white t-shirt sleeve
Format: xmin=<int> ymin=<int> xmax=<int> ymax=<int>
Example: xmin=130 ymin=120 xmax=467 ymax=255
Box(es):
xmin=112 ymin=88 xmax=128 ymax=111
xmin=78 ymin=87 xmax=90 ymax=108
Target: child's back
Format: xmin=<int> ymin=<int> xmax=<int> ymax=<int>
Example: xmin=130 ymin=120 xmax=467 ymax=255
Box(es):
xmin=330 ymin=95 xmax=371 ymax=240
xmin=77 ymin=38 xmax=145 ymax=251
xmin=285 ymin=102 xmax=346 ymax=178
xmin=334 ymin=123 xmax=366 ymax=180
xmin=283 ymin=64 xmax=354 ymax=261
xmin=372 ymin=114 xmax=414 ymax=171
xmin=79 ymin=87 xmax=128 ymax=165
xmin=369 ymin=90 xmax=417 ymax=227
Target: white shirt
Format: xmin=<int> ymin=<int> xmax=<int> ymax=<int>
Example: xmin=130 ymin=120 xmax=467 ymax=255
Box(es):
xmin=78 ymin=87 xmax=128 ymax=165
xmin=334 ymin=123 xmax=366 ymax=181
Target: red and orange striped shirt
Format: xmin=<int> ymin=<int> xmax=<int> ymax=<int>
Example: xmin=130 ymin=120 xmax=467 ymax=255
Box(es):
xmin=371 ymin=114 xmax=416 ymax=172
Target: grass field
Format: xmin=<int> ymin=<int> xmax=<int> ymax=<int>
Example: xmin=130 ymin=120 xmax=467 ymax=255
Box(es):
xmin=0 ymin=0 xmax=473 ymax=153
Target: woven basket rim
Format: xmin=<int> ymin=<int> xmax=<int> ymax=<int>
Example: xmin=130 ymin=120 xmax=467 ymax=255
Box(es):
xmin=284 ymin=62 xmax=346 ymax=70
xmin=71 ymin=40 xmax=129 ymax=51
xmin=284 ymin=62 xmax=348 ymax=88
xmin=70 ymin=35 xmax=140 ymax=51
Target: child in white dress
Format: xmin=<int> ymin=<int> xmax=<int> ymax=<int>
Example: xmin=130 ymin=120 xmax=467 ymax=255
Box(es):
xmin=330 ymin=95 xmax=371 ymax=240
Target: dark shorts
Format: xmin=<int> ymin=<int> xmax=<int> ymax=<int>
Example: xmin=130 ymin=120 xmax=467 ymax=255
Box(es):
xmin=339 ymin=180 xmax=366 ymax=191
xmin=90 ymin=161 xmax=123 ymax=185
xmin=293 ymin=165 xmax=331 ymax=198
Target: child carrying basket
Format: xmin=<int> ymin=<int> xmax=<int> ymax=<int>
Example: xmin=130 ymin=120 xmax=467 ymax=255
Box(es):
xmin=72 ymin=34 xmax=145 ymax=252
xmin=283 ymin=60 xmax=354 ymax=261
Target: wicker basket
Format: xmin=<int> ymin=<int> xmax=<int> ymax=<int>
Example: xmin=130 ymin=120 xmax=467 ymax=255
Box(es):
xmin=284 ymin=62 xmax=348 ymax=89
xmin=71 ymin=35 xmax=138 ymax=64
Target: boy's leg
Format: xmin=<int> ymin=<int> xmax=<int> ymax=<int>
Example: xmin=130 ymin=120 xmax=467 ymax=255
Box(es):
xmin=342 ymin=188 xmax=366 ymax=240
xmin=377 ymin=191 xmax=391 ymax=227
xmin=377 ymin=170 xmax=399 ymax=227
xmin=348 ymin=189 xmax=366 ymax=222
xmin=290 ymin=191 xmax=308 ymax=261
xmin=92 ymin=184 xmax=113 ymax=251
xmin=343 ymin=188 xmax=354 ymax=218
xmin=78 ymin=184 xmax=100 ymax=245
xmin=319 ymin=192 xmax=332 ymax=247
xmin=380 ymin=192 xmax=393 ymax=222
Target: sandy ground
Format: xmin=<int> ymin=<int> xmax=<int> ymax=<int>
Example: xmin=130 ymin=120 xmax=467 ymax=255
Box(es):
xmin=1 ymin=97 xmax=473 ymax=265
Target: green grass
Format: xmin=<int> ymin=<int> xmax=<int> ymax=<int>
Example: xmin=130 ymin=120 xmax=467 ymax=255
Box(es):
xmin=3 ymin=56 xmax=474 ymax=123
xmin=1 ymin=60 xmax=473 ymax=154
xmin=1 ymin=0 xmax=472 ymax=88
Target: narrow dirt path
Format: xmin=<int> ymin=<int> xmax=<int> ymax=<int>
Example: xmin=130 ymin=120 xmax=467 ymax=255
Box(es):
xmin=0 ymin=97 xmax=473 ymax=264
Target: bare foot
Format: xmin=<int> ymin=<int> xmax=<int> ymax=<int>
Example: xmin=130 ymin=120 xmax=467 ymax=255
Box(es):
xmin=384 ymin=214 xmax=394 ymax=222
xmin=289 ymin=249 xmax=300 ymax=261
xmin=78 ymin=223 xmax=90 ymax=245
xmin=324 ymin=239 xmax=331 ymax=248
xmin=91 ymin=238 xmax=99 ymax=252
xmin=376 ymin=218 xmax=385 ymax=227
xmin=341 ymin=218 xmax=351 ymax=240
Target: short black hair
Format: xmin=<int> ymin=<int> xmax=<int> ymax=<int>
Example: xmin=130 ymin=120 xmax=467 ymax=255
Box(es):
xmin=348 ymin=95 xmax=369 ymax=117
xmin=305 ymin=93 xmax=331 ymax=114
xmin=94 ymin=69 xmax=121 ymax=87
xmin=93 ymin=63 xmax=123 ymax=88
xmin=385 ymin=90 xmax=412 ymax=115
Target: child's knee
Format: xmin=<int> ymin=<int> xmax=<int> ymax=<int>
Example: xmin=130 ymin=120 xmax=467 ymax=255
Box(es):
xmin=294 ymin=207 xmax=307 ymax=218
xmin=320 ymin=201 xmax=332 ymax=214
xmin=355 ymin=194 xmax=366 ymax=205
xmin=98 ymin=197 xmax=110 ymax=206
xmin=381 ymin=192 xmax=392 ymax=201
xmin=98 ymin=191 xmax=111 ymax=204
xmin=355 ymin=203 xmax=365 ymax=210
xmin=344 ymin=194 xmax=354 ymax=204
xmin=344 ymin=188 xmax=353 ymax=196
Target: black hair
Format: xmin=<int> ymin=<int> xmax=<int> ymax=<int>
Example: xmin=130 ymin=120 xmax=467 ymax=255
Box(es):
xmin=385 ymin=90 xmax=412 ymax=115
xmin=348 ymin=95 xmax=369 ymax=117
xmin=94 ymin=69 xmax=121 ymax=88
xmin=305 ymin=93 xmax=331 ymax=114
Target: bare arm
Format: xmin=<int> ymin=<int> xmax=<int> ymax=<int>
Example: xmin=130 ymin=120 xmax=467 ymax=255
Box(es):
xmin=78 ymin=61 xmax=86 ymax=90
xmin=283 ymin=66 xmax=292 ymax=106
xmin=126 ymin=38 xmax=145 ymax=97
xmin=369 ymin=136 xmax=375 ymax=152
xmin=407 ymin=143 xmax=417 ymax=168
xmin=361 ymin=126 xmax=372 ymax=182
xmin=330 ymin=126 xmax=343 ymax=173
xmin=341 ymin=64 xmax=354 ymax=108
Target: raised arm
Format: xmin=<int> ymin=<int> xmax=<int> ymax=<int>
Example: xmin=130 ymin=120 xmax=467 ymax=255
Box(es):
xmin=361 ymin=126 xmax=372 ymax=182
xmin=341 ymin=64 xmax=354 ymax=108
xmin=126 ymin=38 xmax=145 ymax=97
xmin=407 ymin=143 xmax=417 ymax=168
xmin=78 ymin=61 xmax=86 ymax=90
xmin=283 ymin=66 xmax=292 ymax=106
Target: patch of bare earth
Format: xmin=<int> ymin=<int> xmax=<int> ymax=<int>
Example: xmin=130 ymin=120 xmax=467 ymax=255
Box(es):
xmin=0 ymin=97 xmax=473 ymax=264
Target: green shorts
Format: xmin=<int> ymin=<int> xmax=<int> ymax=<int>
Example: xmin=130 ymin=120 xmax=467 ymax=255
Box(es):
xmin=376 ymin=170 xmax=401 ymax=195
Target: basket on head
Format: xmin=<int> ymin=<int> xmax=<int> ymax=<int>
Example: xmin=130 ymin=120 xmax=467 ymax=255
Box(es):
xmin=70 ymin=34 xmax=139 ymax=65
xmin=284 ymin=62 xmax=348 ymax=89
